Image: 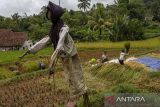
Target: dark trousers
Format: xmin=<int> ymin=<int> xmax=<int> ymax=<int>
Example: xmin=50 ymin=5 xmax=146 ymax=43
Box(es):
xmin=119 ymin=59 xmax=124 ymax=65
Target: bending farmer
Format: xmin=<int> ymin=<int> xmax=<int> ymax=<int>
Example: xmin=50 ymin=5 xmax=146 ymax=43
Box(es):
xmin=119 ymin=49 xmax=128 ymax=65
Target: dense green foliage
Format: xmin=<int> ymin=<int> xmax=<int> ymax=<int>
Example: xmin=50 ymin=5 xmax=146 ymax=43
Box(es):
xmin=0 ymin=0 xmax=160 ymax=42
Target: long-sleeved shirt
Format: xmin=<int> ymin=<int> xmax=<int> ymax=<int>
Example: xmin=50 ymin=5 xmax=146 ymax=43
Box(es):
xmin=29 ymin=25 xmax=77 ymax=59
xmin=119 ymin=52 xmax=127 ymax=60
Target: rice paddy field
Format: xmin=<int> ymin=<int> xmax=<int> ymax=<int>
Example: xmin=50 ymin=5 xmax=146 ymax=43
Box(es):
xmin=0 ymin=37 xmax=159 ymax=64
xmin=0 ymin=37 xmax=160 ymax=107
xmin=76 ymin=37 xmax=160 ymax=50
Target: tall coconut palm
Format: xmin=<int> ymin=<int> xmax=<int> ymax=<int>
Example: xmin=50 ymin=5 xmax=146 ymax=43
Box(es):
xmin=11 ymin=13 xmax=21 ymax=21
xmin=88 ymin=17 xmax=112 ymax=35
xmin=78 ymin=0 xmax=91 ymax=12
xmin=11 ymin=13 xmax=21 ymax=26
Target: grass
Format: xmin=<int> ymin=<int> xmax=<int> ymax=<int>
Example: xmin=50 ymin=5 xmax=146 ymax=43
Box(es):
xmin=0 ymin=69 xmax=48 ymax=86
xmin=90 ymin=63 xmax=147 ymax=84
xmin=0 ymin=74 xmax=70 ymax=107
xmin=0 ymin=68 xmax=16 ymax=80
xmin=77 ymin=91 xmax=105 ymax=107
xmin=76 ymin=37 xmax=160 ymax=50
xmin=0 ymin=50 xmax=24 ymax=64
xmin=76 ymin=63 xmax=160 ymax=106
xmin=21 ymin=59 xmax=49 ymax=73
xmin=110 ymin=83 xmax=140 ymax=93
xmin=22 ymin=61 xmax=40 ymax=72
xmin=90 ymin=63 xmax=160 ymax=92
xmin=149 ymin=72 xmax=160 ymax=79
xmin=0 ymin=47 xmax=53 ymax=64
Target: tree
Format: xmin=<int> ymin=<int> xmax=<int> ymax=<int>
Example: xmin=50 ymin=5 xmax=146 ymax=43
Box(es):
xmin=94 ymin=3 xmax=106 ymax=18
xmin=116 ymin=0 xmax=129 ymax=5
xmin=0 ymin=0 xmax=157 ymax=42
xmin=78 ymin=0 xmax=91 ymax=12
xmin=108 ymin=15 xmax=144 ymax=41
xmin=0 ymin=16 xmax=4 ymax=21
xmin=88 ymin=17 xmax=111 ymax=35
xmin=87 ymin=3 xmax=111 ymax=35
xmin=11 ymin=13 xmax=21 ymax=21
xmin=152 ymin=0 xmax=160 ymax=22
xmin=40 ymin=6 xmax=47 ymax=15
xmin=127 ymin=2 xmax=145 ymax=20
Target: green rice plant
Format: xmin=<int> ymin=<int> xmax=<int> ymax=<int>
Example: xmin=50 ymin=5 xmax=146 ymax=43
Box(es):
xmin=149 ymin=72 xmax=160 ymax=79
xmin=77 ymin=91 xmax=106 ymax=107
xmin=91 ymin=63 xmax=146 ymax=84
xmin=90 ymin=64 xmax=103 ymax=75
xmin=22 ymin=61 xmax=39 ymax=72
xmin=124 ymin=42 xmax=130 ymax=53
xmin=76 ymin=37 xmax=160 ymax=50
xmin=21 ymin=58 xmax=49 ymax=73
xmin=0 ymin=47 xmax=52 ymax=64
xmin=0 ymin=74 xmax=69 ymax=107
xmin=110 ymin=83 xmax=140 ymax=93
xmin=0 ymin=68 xmax=16 ymax=80
xmin=0 ymin=70 xmax=48 ymax=85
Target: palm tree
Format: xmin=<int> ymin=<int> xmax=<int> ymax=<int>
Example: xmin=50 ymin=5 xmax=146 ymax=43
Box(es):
xmin=11 ymin=13 xmax=21 ymax=26
xmin=78 ymin=0 xmax=91 ymax=12
xmin=11 ymin=13 xmax=21 ymax=21
xmin=88 ymin=17 xmax=112 ymax=35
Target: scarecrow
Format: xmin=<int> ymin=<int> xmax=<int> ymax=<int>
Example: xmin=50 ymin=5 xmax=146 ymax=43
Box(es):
xmin=20 ymin=1 xmax=90 ymax=107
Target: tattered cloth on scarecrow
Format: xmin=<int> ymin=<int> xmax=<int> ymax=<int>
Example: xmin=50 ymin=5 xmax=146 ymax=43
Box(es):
xmin=29 ymin=1 xmax=87 ymax=98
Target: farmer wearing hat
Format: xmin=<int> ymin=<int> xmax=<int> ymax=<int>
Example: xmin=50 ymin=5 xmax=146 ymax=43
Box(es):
xmin=21 ymin=1 xmax=90 ymax=107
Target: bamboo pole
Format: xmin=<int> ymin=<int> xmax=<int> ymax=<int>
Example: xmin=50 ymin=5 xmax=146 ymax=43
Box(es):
xmin=59 ymin=0 xmax=60 ymax=6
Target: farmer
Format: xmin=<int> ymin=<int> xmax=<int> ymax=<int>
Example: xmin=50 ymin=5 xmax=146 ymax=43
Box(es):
xmin=22 ymin=1 xmax=90 ymax=107
xmin=101 ymin=51 xmax=109 ymax=63
xmin=119 ymin=50 xmax=127 ymax=65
